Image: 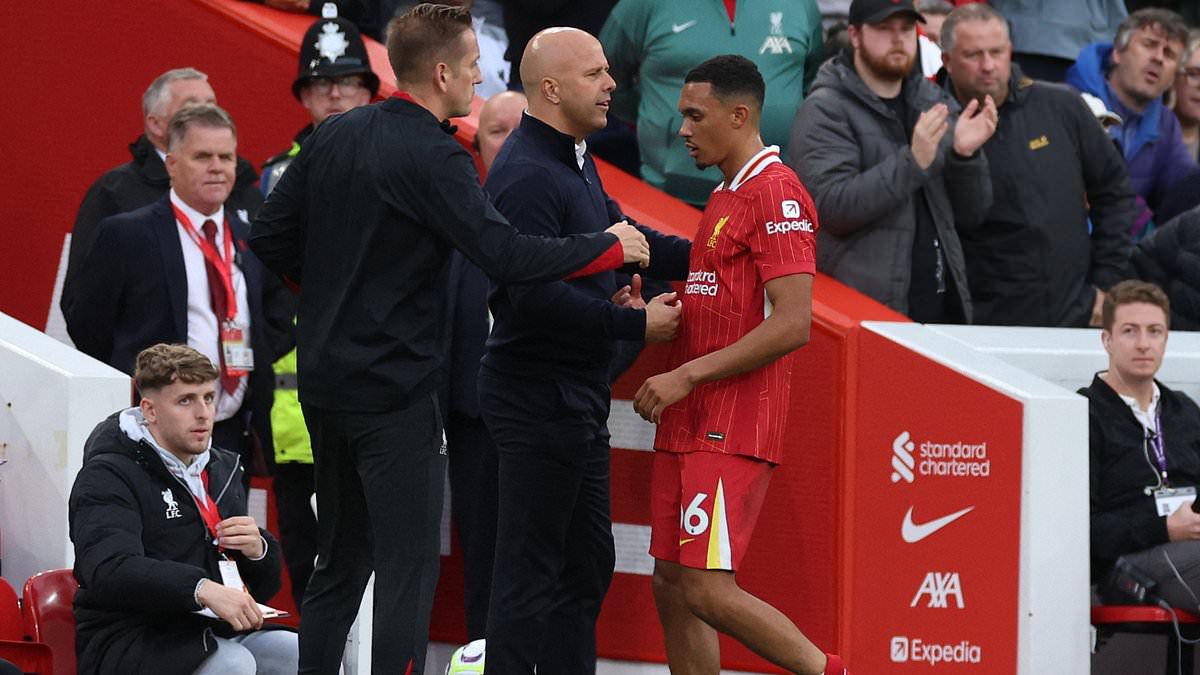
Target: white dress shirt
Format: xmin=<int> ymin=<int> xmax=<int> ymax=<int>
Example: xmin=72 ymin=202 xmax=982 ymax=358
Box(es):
xmin=170 ymin=190 xmax=250 ymax=421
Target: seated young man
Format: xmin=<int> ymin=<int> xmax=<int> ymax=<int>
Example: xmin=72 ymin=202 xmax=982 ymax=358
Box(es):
xmin=1082 ymin=281 xmax=1200 ymax=610
xmin=69 ymin=343 xmax=297 ymax=675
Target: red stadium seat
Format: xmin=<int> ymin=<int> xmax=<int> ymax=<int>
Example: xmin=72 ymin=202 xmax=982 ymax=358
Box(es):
xmin=21 ymin=570 xmax=76 ymax=675
xmin=1092 ymin=604 xmax=1200 ymax=674
xmin=0 ymin=578 xmax=21 ymax=641
xmin=0 ymin=577 xmax=54 ymax=673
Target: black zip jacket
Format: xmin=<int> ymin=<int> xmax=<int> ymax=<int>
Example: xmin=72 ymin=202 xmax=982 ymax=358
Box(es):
xmin=1080 ymin=375 xmax=1200 ymax=583
xmin=250 ymin=96 xmax=622 ymax=412
xmin=1132 ymin=206 xmax=1200 ymax=331
xmin=64 ymin=135 xmax=262 ymax=316
xmin=483 ymin=114 xmax=690 ymax=383
xmin=70 ymin=411 xmax=282 ymax=675
xmin=943 ymin=66 xmax=1135 ymax=327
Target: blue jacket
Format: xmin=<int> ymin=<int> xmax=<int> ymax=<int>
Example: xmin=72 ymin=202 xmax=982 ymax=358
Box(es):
xmin=1066 ymin=42 xmax=1196 ymax=238
xmin=482 ymin=113 xmax=690 ymax=383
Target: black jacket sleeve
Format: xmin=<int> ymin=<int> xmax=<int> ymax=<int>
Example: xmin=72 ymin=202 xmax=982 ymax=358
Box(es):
xmin=493 ymin=167 xmax=646 ymax=340
xmin=63 ymin=179 xmax=121 ymax=314
xmin=607 ymin=197 xmax=692 ymax=282
xmin=1075 ymin=96 xmax=1135 ymax=290
xmin=399 ymin=144 xmax=619 ymax=285
xmin=64 ymin=219 xmax=125 ymax=362
xmin=1088 ymin=406 xmax=1170 ymax=565
xmin=249 ymin=147 xmax=309 ymax=285
xmin=70 ymin=458 xmax=209 ymax=613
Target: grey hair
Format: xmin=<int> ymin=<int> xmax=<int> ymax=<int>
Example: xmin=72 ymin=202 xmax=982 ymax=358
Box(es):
xmin=940 ymin=3 xmax=1008 ymax=54
xmin=1113 ymin=8 xmax=1188 ymax=53
xmin=166 ymin=103 xmax=236 ymax=151
xmin=1183 ymin=29 xmax=1200 ymax=69
xmin=142 ymin=68 xmax=208 ymax=118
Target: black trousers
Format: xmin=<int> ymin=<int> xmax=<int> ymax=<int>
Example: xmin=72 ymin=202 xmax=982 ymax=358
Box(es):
xmin=298 ymin=394 xmax=446 ymax=675
xmin=479 ymin=369 xmax=616 ymax=675
xmin=446 ymin=410 xmax=499 ymax=640
xmin=274 ymin=462 xmax=317 ymax=610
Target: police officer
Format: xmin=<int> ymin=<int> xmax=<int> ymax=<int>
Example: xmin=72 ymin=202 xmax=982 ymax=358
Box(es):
xmin=261 ymin=3 xmax=380 ymax=612
xmin=261 ymin=3 xmax=380 ymax=196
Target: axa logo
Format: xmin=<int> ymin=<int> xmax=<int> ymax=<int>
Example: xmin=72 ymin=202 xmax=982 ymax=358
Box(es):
xmin=759 ymin=12 xmax=792 ymax=54
xmin=911 ymin=571 xmax=965 ymax=608
xmin=892 ymin=431 xmax=915 ymax=483
xmin=901 ymin=505 xmax=973 ymax=543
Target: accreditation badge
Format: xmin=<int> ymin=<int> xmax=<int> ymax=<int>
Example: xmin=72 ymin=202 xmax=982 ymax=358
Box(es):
xmin=221 ymin=321 xmax=255 ymax=374
xmin=1154 ymin=486 xmax=1196 ymax=516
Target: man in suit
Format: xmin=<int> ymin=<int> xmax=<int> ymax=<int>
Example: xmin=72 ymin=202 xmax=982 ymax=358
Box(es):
xmin=65 ymin=104 xmax=274 ymax=476
xmin=63 ymin=68 xmax=262 ymax=316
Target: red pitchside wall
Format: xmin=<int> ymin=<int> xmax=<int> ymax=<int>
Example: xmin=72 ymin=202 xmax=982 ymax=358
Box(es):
xmin=4 ymin=1 xmax=925 ymax=671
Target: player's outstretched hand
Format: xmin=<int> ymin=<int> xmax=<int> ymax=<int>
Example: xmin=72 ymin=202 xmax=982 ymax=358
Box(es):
xmin=634 ymin=368 xmax=694 ymax=423
xmin=644 ymin=292 xmax=681 ymax=343
xmin=607 ymin=221 xmax=650 ymax=268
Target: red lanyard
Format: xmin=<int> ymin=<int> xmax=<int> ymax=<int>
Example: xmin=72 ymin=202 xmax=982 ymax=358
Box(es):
xmin=171 ymin=203 xmax=238 ymax=322
xmin=196 ymin=470 xmax=224 ymax=550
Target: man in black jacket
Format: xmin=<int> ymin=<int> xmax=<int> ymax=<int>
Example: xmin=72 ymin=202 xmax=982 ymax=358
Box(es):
xmin=70 ymin=344 xmax=295 ymax=675
xmin=249 ymin=5 xmax=649 ymax=673
xmin=1132 ymin=205 xmax=1200 ymax=331
xmin=1081 ymin=281 xmax=1200 ymax=611
xmin=941 ymin=4 xmax=1135 ymax=327
xmin=64 ymin=68 xmax=262 ymax=317
xmin=480 ymin=28 xmax=689 ymax=675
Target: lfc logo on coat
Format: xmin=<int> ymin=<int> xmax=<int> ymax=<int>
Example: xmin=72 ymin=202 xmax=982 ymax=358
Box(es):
xmin=162 ymin=488 xmax=182 ymax=520
xmin=760 ymin=12 xmax=792 ymax=55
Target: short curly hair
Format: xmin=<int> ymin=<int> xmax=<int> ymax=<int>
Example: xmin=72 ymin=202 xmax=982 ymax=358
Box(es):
xmin=134 ymin=344 xmax=219 ymax=394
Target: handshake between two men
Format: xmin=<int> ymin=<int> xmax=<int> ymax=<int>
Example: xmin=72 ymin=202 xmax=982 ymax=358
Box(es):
xmin=607 ymin=220 xmax=683 ymax=345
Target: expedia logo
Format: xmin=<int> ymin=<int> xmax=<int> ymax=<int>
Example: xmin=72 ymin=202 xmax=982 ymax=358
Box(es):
xmin=890 ymin=636 xmax=982 ymax=665
xmin=891 ymin=431 xmax=991 ymax=482
xmin=764 ymin=219 xmax=814 ymax=235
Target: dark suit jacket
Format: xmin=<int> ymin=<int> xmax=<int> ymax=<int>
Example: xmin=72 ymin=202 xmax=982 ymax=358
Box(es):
xmin=64 ymin=195 xmax=274 ymax=460
xmin=444 ymin=252 xmax=490 ymax=420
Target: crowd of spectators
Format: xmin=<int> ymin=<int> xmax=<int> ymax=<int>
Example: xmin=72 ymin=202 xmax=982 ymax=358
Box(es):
xmin=50 ymin=0 xmax=1200 ymax=673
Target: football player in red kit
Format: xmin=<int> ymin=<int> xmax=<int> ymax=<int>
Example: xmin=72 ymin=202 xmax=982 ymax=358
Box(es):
xmin=634 ymin=55 xmax=850 ymax=675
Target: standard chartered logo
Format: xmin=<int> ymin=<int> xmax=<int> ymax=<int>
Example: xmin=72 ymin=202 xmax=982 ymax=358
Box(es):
xmin=891 ymin=431 xmax=991 ymax=482
xmin=891 ymin=431 xmax=915 ymax=483
xmin=890 ymin=636 xmax=982 ymax=665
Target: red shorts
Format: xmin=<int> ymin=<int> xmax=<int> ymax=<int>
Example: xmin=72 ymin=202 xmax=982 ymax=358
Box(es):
xmin=649 ymin=450 xmax=773 ymax=571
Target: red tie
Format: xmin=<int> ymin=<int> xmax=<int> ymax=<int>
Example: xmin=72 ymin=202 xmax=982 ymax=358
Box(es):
xmin=202 ymin=220 xmax=239 ymax=395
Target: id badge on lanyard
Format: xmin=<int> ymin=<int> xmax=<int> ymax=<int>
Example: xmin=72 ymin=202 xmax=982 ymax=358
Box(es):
xmin=172 ymin=204 xmax=254 ymax=375
xmin=222 ymin=322 xmax=254 ymax=374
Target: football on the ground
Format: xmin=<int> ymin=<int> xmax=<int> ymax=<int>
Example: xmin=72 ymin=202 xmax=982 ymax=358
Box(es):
xmin=445 ymin=639 xmax=486 ymax=674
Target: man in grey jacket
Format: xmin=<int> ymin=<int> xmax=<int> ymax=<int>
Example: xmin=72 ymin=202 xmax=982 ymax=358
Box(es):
xmin=788 ymin=0 xmax=996 ymax=323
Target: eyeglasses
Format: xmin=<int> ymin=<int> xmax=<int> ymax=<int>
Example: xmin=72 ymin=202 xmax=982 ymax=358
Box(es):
xmin=1184 ymin=68 xmax=1200 ymax=87
xmin=309 ymin=76 xmax=367 ymax=95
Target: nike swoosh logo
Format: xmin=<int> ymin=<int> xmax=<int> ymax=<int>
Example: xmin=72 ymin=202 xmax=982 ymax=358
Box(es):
xmin=901 ymin=505 xmax=974 ymax=543
xmin=672 ymin=20 xmax=697 ymax=34
xmin=679 ymin=537 xmax=695 ymax=545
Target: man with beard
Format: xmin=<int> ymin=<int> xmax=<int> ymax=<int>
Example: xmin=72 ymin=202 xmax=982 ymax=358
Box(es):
xmin=1066 ymin=8 xmax=1193 ymax=240
xmin=939 ymin=3 xmax=1135 ymax=327
xmin=787 ymin=0 xmax=996 ymax=323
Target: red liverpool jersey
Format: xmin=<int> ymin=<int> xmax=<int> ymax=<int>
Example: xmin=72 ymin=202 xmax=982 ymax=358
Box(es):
xmin=654 ymin=146 xmax=818 ymax=464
